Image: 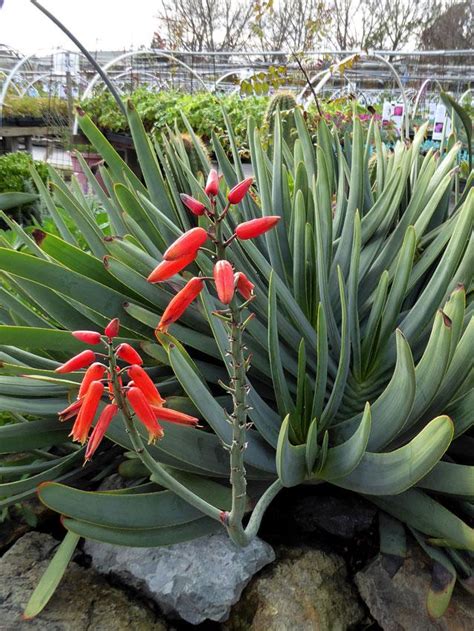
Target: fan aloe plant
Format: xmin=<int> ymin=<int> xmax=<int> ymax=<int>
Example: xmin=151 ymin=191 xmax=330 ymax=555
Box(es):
xmin=0 ymin=101 xmax=472 ymax=618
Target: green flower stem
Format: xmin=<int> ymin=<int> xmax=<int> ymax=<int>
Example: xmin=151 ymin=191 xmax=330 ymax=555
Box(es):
xmin=225 ymin=299 xmax=250 ymax=545
xmin=214 ymin=220 xmax=283 ymax=546
xmin=107 ymin=343 xmax=222 ymax=523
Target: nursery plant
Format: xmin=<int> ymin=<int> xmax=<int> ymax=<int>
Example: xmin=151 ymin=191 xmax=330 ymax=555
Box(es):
xmin=0 ymin=152 xmax=48 ymax=227
xmin=0 ymin=102 xmax=472 ymax=619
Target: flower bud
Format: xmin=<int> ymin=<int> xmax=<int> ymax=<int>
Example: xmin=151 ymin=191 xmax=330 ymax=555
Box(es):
xmin=235 ymin=216 xmax=281 ymax=240
xmin=213 ymin=260 xmax=234 ymax=304
xmin=78 ymin=362 xmax=106 ymax=399
xmin=180 ymin=193 xmax=206 ymax=216
xmin=152 ymin=405 xmax=199 ymax=426
xmin=227 ymin=177 xmax=253 ymax=204
xmin=234 ymin=272 xmax=255 ymax=300
xmin=157 ymin=277 xmax=204 ymax=332
xmin=104 ymin=318 xmax=120 ymax=339
xmin=69 ymin=380 xmax=104 ymax=444
xmin=85 ymin=403 xmax=118 ymax=461
xmin=127 ymin=387 xmax=164 ymax=444
xmin=204 ymin=168 xmax=219 ymax=196
xmin=58 ymin=398 xmax=83 ymax=422
xmin=55 ymin=350 xmax=96 ymax=374
xmin=72 ymin=330 xmax=102 ymax=345
xmin=147 ymin=251 xmax=197 ymax=283
xmin=127 ymin=365 xmax=165 ymax=405
xmin=163 ymin=227 xmax=208 ymax=261
xmin=116 ymin=343 xmax=143 ymax=365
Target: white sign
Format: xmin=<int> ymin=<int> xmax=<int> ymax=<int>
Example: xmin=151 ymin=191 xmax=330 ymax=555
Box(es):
xmin=381 ymin=101 xmax=404 ymax=136
xmin=432 ymin=104 xmax=452 ymax=141
xmin=53 ymin=52 xmax=80 ymax=76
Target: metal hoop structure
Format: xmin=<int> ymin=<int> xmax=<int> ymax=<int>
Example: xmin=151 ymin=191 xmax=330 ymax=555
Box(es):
xmin=0 ymin=49 xmax=83 ymax=121
xmin=297 ymin=52 xmax=410 ymax=139
xmin=412 ymin=78 xmax=444 ymax=120
xmin=80 ymin=49 xmax=211 ymax=102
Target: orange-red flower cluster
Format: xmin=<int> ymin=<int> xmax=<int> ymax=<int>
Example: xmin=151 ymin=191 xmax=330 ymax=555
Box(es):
xmin=56 ymin=318 xmax=199 ymax=461
xmin=148 ymin=173 xmax=279 ymax=332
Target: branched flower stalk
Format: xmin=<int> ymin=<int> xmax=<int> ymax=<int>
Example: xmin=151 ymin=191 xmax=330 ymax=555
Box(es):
xmin=150 ymin=170 xmax=283 ymax=545
xmin=57 ymin=171 xmax=283 ymax=546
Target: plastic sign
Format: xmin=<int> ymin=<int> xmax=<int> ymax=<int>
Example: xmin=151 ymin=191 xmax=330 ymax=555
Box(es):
xmin=432 ymin=103 xmax=452 ymax=141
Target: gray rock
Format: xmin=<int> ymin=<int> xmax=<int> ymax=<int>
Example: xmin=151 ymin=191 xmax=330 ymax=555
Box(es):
xmin=85 ymin=531 xmax=275 ymax=625
xmin=294 ymin=494 xmax=377 ymax=539
xmin=0 ymin=532 xmax=165 ymax=630
xmin=225 ymin=546 xmax=365 ymax=630
xmin=355 ymin=544 xmax=474 ymax=630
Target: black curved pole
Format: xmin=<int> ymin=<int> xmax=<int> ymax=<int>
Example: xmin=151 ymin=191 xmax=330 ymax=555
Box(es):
xmin=30 ymin=0 xmax=127 ymax=116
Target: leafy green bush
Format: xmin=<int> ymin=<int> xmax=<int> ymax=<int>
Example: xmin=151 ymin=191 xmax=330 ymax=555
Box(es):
xmin=81 ymin=89 xmax=268 ymax=158
xmin=0 ymin=152 xmax=48 ymax=225
xmin=3 ymin=96 xmax=69 ymax=123
xmin=0 ymin=106 xmax=472 ymax=619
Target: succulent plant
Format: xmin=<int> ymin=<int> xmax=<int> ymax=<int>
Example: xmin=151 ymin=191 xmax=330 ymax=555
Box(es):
xmin=264 ymin=91 xmax=298 ymax=151
xmin=177 ymin=132 xmax=211 ymax=178
xmin=0 ymin=102 xmax=472 ymax=618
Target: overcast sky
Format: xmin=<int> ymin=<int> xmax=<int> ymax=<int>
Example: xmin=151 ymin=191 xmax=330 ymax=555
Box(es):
xmin=0 ymin=0 xmax=158 ymax=53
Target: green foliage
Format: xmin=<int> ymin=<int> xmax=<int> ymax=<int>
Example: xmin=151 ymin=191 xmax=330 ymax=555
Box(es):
xmin=240 ymin=66 xmax=288 ymax=96
xmin=0 ymin=153 xmax=48 ymax=226
xmin=2 ymin=96 xmax=69 ymax=123
xmin=81 ymin=89 xmax=268 ymax=159
xmin=0 ymin=105 xmax=472 ymax=617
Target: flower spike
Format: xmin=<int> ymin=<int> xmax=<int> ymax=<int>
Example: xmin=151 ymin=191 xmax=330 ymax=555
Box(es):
xmin=163 ymin=227 xmax=208 ymax=261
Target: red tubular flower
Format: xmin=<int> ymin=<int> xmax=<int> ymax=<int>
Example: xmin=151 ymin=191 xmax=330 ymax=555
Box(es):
xmin=104 ymin=318 xmax=120 ymax=339
xmin=152 ymin=405 xmax=199 ymax=426
xmin=69 ymin=380 xmax=104 ymax=444
xmin=116 ymin=343 xmax=143 ymax=365
xmin=157 ymin=277 xmax=204 ymax=332
xmin=213 ymin=260 xmax=234 ymax=304
xmin=147 ymin=251 xmax=197 ymax=283
xmin=163 ymin=227 xmax=208 ymax=261
xmin=180 ymin=193 xmax=206 ymax=216
xmin=58 ymin=398 xmax=83 ymax=422
xmin=126 ymin=387 xmax=164 ymax=443
xmin=78 ymin=362 xmax=106 ymax=399
xmin=127 ymin=364 xmax=165 ymax=406
xmin=227 ymin=177 xmax=253 ymax=204
xmin=55 ymin=350 xmax=96 ymax=374
xmin=204 ymin=168 xmax=219 ymax=196
xmin=234 ymin=272 xmax=255 ymax=300
xmin=235 ymin=216 xmax=281 ymax=240
xmin=72 ymin=330 xmax=102 ymax=345
xmin=85 ymin=403 xmax=118 ymax=461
